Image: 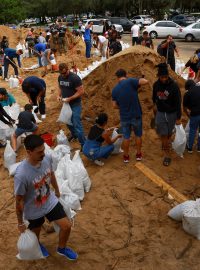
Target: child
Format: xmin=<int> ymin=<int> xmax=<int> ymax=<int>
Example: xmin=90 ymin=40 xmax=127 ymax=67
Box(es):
xmin=11 ymin=104 xmax=38 ymax=151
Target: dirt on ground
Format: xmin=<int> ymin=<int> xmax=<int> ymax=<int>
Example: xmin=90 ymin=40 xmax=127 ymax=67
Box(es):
xmin=0 ymin=26 xmax=200 ymax=270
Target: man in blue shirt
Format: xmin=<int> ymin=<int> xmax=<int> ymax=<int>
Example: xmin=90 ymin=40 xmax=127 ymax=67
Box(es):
xmin=84 ymin=21 xmax=93 ymax=58
xmin=34 ymin=43 xmax=47 ymax=67
xmin=112 ymin=69 xmax=148 ymax=163
xmin=4 ymin=48 xmax=23 ymax=80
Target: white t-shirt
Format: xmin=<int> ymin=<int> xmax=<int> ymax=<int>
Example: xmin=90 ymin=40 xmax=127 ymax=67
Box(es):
xmin=98 ymin=35 xmax=107 ymax=43
xmin=131 ymin=24 xmax=140 ymax=37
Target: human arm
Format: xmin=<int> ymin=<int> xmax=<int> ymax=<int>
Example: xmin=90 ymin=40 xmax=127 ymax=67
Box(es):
xmin=16 ymin=195 xmax=26 ymax=233
xmin=63 ymin=85 xmax=84 ymax=103
xmin=17 ymin=55 xmax=21 ymax=68
xmin=51 ymin=172 xmax=60 ymax=198
xmin=46 ymin=50 xmax=51 ymax=63
xmin=102 ymin=128 xmax=122 ymax=144
xmin=175 ymin=46 xmax=179 ymax=57
xmin=138 ymin=78 xmax=148 ymax=86
xmin=151 ymin=40 xmax=154 ymax=50
xmin=0 ymin=104 xmax=14 ymax=125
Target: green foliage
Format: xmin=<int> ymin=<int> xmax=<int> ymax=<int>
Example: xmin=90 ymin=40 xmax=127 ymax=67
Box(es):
xmin=0 ymin=0 xmax=25 ymax=23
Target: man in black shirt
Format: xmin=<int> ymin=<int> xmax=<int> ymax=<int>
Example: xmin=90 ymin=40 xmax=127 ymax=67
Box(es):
xmin=58 ymin=27 xmax=67 ymax=55
xmin=152 ymin=63 xmax=181 ymax=166
xmin=183 ymin=80 xmax=200 ymax=153
xmin=138 ymin=31 xmax=154 ymax=49
xmin=58 ymin=63 xmax=85 ymax=147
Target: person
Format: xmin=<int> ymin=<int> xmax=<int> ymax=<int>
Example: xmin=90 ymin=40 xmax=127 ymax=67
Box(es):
xmin=58 ymin=63 xmax=85 ymax=147
xmin=0 ymin=88 xmax=16 ymax=107
xmin=112 ymin=69 xmax=148 ymax=162
xmin=158 ymin=35 xmax=179 ymax=71
xmin=25 ymin=31 xmax=35 ymax=58
xmin=58 ymin=27 xmax=67 ymax=55
xmin=41 ymin=48 xmax=57 ymax=76
xmin=164 ymin=12 xmax=168 ymax=20
xmin=131 ymin=21 xmax=140 ymax=46
xmin=38 ymin=32 xmax=47 ymax=44
xmin=84 ymin=21 xmax=93 ymax=59
xmin=93 ymin=34 xmax=108 ymax=59
xmin=22 ymin=76 xmax=46 ymax=119
xmin=45 ymin=29 xmax=51 ymax=43
xmin=3 ymin=48 xmax=23 ymax=80
xmin=109 ymin=37 xmax=122 ymax=56
xmin=182 ymin=50 xmax=200 ymax=79
xmin=1 ymin=36 xmax=9 ymax=52
xmin=0 ymin=103 xmax=15 ymax=147
xmin=11 ymin=104 xmax=38 ymax=152
xmin=83 ymin=113 xmax=122 ymax=166
xmin=152 ymin=63 xmax=181 ymax=166
xmin=183 ymin=80 xmax=200 ymax=153
xmin=14 ymin=134 xmax=78 ymax=260
xmin=138 ymin=31 xmax=154 ymax=49
xmin=34 ymin=43 xmax=47 ymax=67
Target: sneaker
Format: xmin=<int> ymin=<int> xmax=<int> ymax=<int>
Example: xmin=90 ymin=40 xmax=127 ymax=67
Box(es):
xmin=94 ymin=159 xmax=104 ymax=166
xmin=186 ymin=145 xmax=193 ymax=153
xmin=41 ymin=114 xmax=46 ymax=119
xmin=39 ymin=243 xmax=49 ymax=258
xmin=136 ymin=153 xmax=142 ymax=161
xmin=57 ymin=247 xmax=78 ymax=261
xmin=123 ymin=155 xmax=130 ymax=163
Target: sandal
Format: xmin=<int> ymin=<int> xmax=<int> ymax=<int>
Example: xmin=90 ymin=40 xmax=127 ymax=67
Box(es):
xmin=163 ymin=157 xmax=171 ymax=166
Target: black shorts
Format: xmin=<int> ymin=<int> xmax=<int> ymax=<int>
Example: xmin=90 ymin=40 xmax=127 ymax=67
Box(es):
xmin=28 ymin=202 xmax=66 ymax=230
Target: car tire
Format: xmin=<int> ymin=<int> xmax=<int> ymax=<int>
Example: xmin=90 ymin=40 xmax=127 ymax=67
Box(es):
xmin=150 ymin=31 xmax=157 ymax=39
xmin=185 ymin=34 xmax=194 ymax=42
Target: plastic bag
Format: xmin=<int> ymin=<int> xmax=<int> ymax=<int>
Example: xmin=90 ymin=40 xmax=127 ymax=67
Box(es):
xmin=8 ymin=162 xmax=22 ymax=176
xmin=57 ymin=103 xmax=72 ymax=125
xmin=111 ymin=129 xmax=123 ymax=154
xmin=72 ymin=150 xmax=91 ymax=192
xmin=9 ymin=103 xmax=20 ymax=120
xmin=168 ymin=200 xmax=194 ymax=221
xmin=4 ymin=140 xmax=16 ymax=169
xmin=17 ymin=229 xmax=44 ymax=260
xmin=172 ymin=124 xmax=186 ymax=157
xmin=56 ymin=130 xmax=69 ymax=146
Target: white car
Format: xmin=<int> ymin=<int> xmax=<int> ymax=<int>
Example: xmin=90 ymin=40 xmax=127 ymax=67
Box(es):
xmin=131 ymin=15 xmax=154 ymax=26
xmin=144 ymin=20 xmax=181 ymax=39
xmin=81 ymin=19 xmax=123 ymax=34
xmin=178 ymin=22 xmax=200 ymax=41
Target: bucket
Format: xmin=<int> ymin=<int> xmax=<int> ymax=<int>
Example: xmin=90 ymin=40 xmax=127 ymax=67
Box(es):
xmin=51 ymin=64 xmax=59 ymax=71
xmin=41 ymin=133 xmax=53 ymax=147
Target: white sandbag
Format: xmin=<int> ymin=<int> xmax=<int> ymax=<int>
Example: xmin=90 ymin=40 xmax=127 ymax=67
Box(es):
xmin=57 ymin=102 xmax=72 ymax=125
xmin=72 ymin=150 xmax=91 ymax=192
xmin=185 ymin=120 xmax=190 ymax=142
xmin=168 ymin=200 xmax=194 ymax=221
xmin=9 ymin=162 xmax=22 ymax=176
xmin=4 ymin=140 xmax=16 ymax=169
xmin=172 ymin=124 xmax=187 ymax=157
xmin=56 ymin=130 xmax=69 ymax=146
xmin=182 ymin=199 xmax=200 ymax=239
xmin=17 ymin=229 xmax=44 ymax=260
xmin=52 ymin=146 xmax=71 ymax=171
xmin=9 ymin=103 xmax=20 ymax=120
xmin=5 ymin=126 xmax=15 ymax=139
xmin=111 ymin=129 xmax=123 ymax=154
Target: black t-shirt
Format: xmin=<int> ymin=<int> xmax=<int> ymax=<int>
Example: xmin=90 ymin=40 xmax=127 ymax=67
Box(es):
xmin=185 ymin=59 xmax=198 ymax=73
xmin=17 ymin=111 xmax=36 ymax=129
xmin=58 ymin=72 xmax=82 ymax=106
xmin=109 ymin=41 xmax=122 ymax=56
xmin=88 ymin=125 xmax=104 ymax=143
xmin=183 ymin=86 xmax=200 ymax=116
xmin=138 ymin=37 xmax=152 ymax=48
xmin=160 ymin=40 xmax=176 ymax=59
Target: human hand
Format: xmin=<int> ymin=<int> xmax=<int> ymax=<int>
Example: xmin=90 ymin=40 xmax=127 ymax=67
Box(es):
xmin=37 ymin=96 xmax=41 ymax=103
xmin=57 ymin=96 xmax=62 ymax=102
xmin=62 ymin=97 xmax=71 ymax=103
xmin=18 ymin=223 xmax=26 ymax=234
xmin=117 ymin=134 xmax=123 ymax=138
xmin=29 ymin=99 xmax=33 ymax=105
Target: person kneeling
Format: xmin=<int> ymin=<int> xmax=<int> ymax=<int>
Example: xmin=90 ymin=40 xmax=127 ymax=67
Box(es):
xmin=83 ymin=113 xmax=122 ymax=166
xmin=11 ymin=104 xmax=38 ymax=152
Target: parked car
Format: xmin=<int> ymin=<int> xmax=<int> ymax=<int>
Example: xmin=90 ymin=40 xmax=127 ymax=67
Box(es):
xmin=131 ymin=15 xmax=154 ymax=27
xmin=81 ymin=19 xmax=123 ymax=34
xmin=178 ymin=22 xmax=200 ymax=41
xmin=144 ymin=20 xmax=181 ymax=39
xmin=109 ymin=17 xmax=133 ymax=32
xmin=172 ymin=14 xmax=195 ymax=26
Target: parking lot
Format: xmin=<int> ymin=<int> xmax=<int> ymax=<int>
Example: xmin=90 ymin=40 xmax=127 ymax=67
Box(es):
xmin=122 ymin=34 xmax=200 ymax=62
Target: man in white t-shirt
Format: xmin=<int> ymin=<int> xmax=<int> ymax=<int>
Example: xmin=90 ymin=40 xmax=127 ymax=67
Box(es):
xmin=131 ymin=21 xmax=140 ymax=46
xmin=93 ymin=34 xmax=108 ymax=58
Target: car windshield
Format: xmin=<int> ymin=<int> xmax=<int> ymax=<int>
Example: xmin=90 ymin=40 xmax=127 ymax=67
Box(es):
xmin=186 ymin=16 xmax=194 ymax=20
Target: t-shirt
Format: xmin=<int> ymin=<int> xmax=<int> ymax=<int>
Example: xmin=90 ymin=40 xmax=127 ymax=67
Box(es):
xmin=183 ymin=85 xmax=200 ymax=116
xmin=14 ymin=155 xmax=58 ymax=220
xmin=34 ymin=43 xmax=46 ymax=52
xmin=38 ymin=36 xmax=46 ymax=44
xmin=22 ymin=76 xmax=46 ymax=96
xmin=138 ymin=37 xmax=153 ymax=48
xmin=0 ymin=93 xmax=16 ymax=107
xmin=131 ymin=25 xmax=140 ymax=37
xmin=58 ymin=72 xmax=83 ymax=106
xmin=84 ymin=28 xmax=91 ymax=41
xmin=88 ymin=125 xmax=104 ymax=143
xmin=17 ymin=111 xmax=36 ymax=129
xmin=160 ymin=40 xmax=176 ymax=59
xmin=112 ymin=78 xmax=141 ymax=121
xmin=98 ymin=35 xmax=106 ymax=43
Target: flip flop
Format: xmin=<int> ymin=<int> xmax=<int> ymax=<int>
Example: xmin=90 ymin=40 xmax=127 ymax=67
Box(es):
xmin=163 ymin=157 xmax=171 ymax=166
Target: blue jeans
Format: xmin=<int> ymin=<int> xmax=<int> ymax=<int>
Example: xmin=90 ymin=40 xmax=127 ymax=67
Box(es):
xmin=37 ymin=55 xmax=42 ymax=67
xmin=85 ymin=40 xmax=91 ymax=58
xmin=83 ymin=139 xmax=114 ymax=160
xmin=121 ymin=117 xmax=143 ymax=139
xmin=67 ymin=104 xmax=85 ymax=146
xmin=188 ymin=115 xmax=200 ymax=149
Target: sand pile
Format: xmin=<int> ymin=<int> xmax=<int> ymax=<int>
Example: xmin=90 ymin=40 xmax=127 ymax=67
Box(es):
xmin=82 ymin=45 xmax=186 ymax=128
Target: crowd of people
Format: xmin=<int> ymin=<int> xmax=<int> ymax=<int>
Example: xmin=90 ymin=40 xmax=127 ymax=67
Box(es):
xmin=0 ymin=22 xmax=200 ymax=262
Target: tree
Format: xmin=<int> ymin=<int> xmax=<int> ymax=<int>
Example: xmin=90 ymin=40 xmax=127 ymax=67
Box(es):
xmin=0 ymin=0 xmax=25 ymax=23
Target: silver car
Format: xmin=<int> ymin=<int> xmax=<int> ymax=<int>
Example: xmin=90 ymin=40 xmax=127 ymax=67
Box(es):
xmin=178 ymin=22 xmax=200 ymax=41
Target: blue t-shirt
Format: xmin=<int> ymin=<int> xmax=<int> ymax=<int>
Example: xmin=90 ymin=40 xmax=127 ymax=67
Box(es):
xmin=22 ymin=76 xmax=46 ymax=96
xmin=112 ymin=78 xmax=141 ymax=121
xmin=0 ymin=93 xmax=16 ymax=107
xmin=34 ymin=43 xmax=46 ymax=52
xmin=84 ymin=28 xmax=91 ymax=41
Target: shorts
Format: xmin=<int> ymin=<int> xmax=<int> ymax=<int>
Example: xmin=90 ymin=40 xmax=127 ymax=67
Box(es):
xmin=28 ymin=202 xmax=66 ymax=230
xmin=15 ymin=124 xmax=37 ymax=137
xmin=155 ymin=111 xmax=177 ymax=136
xmin=121 ymin=117 xmax=142 ymax=139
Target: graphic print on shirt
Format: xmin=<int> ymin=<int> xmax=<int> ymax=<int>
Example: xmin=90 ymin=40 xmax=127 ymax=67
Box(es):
xmin=33 ymin=169 xmax=51 ymax=206
xmin=60 ymin=81 xmax=70 ymax=87
xmin=157 ymin=90 xmax=169 ymax=100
